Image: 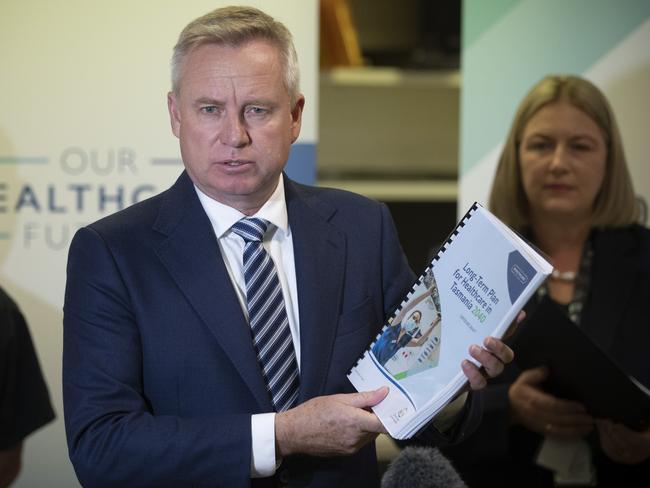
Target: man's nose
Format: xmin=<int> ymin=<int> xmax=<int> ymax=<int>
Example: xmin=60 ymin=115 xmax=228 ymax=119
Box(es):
xmin=220 ymin=112 xmax=250 ymax=148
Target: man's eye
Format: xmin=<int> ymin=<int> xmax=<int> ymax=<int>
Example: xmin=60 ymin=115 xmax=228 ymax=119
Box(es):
xmin=200 ymin=106 xmax=218 ymax=114
xmin=246 ymin=106 xmax=267 ymax=115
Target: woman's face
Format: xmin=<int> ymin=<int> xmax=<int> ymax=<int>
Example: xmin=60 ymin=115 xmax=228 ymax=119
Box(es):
xmin=410 ymin=311 xmax=422 ymax=323
xmin=518 ymin=102 xmax=607 ymax=223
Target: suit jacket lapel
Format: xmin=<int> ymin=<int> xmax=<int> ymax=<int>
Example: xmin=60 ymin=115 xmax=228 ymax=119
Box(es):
xmin=152 ymin=172 xmax=272 ymax=411
xmin=285 ymin=178 xmax=346 ymax=402
xmin=582 ymin=229 xmax=638 ymax=351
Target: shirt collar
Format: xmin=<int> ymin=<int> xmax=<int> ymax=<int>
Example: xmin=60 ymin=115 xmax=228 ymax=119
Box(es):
xmin=194 ymin=176 xmax=289 ymax=239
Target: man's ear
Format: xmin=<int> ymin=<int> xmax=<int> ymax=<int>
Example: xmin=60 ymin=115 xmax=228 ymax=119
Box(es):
xmin=290 ymin=95 xmax=305 ymax=144
xmin=167 ymin=91 xmax=181 ymax=138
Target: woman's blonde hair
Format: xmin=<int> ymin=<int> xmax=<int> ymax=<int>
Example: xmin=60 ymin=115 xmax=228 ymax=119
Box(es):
xmin=488 ymin=74 xmax=639 ymax=231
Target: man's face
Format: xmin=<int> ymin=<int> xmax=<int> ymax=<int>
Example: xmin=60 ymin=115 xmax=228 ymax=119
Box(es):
xmin=168 ymin=40 xmax=304 ymax=214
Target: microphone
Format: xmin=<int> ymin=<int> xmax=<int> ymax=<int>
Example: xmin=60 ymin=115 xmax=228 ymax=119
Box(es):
xmin=381 ymin=446 xmax=467 ymax=488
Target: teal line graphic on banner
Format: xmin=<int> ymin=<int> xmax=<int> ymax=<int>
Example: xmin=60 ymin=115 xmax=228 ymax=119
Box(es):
xmin=151 ymin=158 xmax=182 ymax=165
xmin=0 ymin=156 xmax=49 ymax=164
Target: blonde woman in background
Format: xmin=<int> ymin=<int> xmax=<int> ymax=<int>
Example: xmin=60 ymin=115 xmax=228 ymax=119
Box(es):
xmin=442 ymin=75 xmax=650 ymax=487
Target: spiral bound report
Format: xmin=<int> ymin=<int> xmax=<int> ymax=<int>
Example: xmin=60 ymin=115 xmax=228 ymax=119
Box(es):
xmin=347 ymin=202 xmax=553 ymax=439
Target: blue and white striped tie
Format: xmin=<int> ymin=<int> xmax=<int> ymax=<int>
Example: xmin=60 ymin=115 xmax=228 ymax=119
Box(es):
xmin=231 ymin=217 xmax=300 ymax=412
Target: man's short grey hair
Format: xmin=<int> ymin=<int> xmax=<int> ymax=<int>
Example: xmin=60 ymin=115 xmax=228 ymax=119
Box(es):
xmin=171 ymin=6 xmax=300 ymax=105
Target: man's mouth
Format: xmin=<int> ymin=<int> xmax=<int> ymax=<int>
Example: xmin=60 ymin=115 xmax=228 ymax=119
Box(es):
xmin=223 ymin=159 xmax=249 ymax=167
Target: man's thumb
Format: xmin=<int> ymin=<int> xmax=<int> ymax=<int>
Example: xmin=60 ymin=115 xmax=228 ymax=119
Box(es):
xmin=347 ymin=387 xmax=389 ymax=408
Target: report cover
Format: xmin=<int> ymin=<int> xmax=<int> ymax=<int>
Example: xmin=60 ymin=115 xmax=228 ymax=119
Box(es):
xmin=347 ymin=202 xmax=553 ymax=439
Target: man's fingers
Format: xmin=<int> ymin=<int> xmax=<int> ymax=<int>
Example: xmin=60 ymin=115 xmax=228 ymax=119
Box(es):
xmin=468 ymin=338 xmax=513 ymax=379
xmin=484 ymin=336 xmax=515 ymax=365
xmin=344 ymin=387 xmax=389 ymax=409
xmin=464 ymin=337 xmax=516 ymax=388
xmin=276 ymin=391 xmax=391 ymax=458
xmin=503 ymin=310 xmax=526 ymax=339
xmin=468 ymin=345 xmax=501 ymax=378
xmin=461 ymin=360 xmax=487 ymax=390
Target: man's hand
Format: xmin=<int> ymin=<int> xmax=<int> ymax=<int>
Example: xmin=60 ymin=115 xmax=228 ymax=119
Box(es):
xmin=460 ymin=310 xmax=523 ymax=390
xmin=275 ymin=388 xmax=388 ymax=458
xmin=461 ymin=336 xmax=514 ymax=390
xmin=509 ymin=366 xmax=594 ymax=438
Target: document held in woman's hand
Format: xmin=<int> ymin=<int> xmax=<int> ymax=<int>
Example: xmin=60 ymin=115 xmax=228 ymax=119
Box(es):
xmin=514 ymin=295 xmax=650 ymax=431
xmin=347 ymin=202 xmax=553 ymax=439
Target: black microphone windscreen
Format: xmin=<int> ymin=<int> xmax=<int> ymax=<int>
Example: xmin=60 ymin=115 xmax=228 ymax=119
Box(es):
xmin=381 ymin=446 xmax=467 ymax=488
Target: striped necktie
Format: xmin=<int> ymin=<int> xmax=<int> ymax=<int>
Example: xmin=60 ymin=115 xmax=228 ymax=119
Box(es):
xmin=230 ymin=217 xmax=300 ymax=412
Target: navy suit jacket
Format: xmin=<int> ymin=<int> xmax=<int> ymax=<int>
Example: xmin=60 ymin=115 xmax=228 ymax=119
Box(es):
xmin=63 ymin=172 xmax=479 ymax=487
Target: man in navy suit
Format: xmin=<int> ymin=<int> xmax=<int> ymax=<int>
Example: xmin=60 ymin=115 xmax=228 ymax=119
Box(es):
xmin=63 ymin=6 xmax=514 ymax=487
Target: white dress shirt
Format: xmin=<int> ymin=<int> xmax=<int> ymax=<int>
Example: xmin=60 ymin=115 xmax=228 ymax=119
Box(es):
xmin=195 ymin=176 xmax=300 ymax=478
